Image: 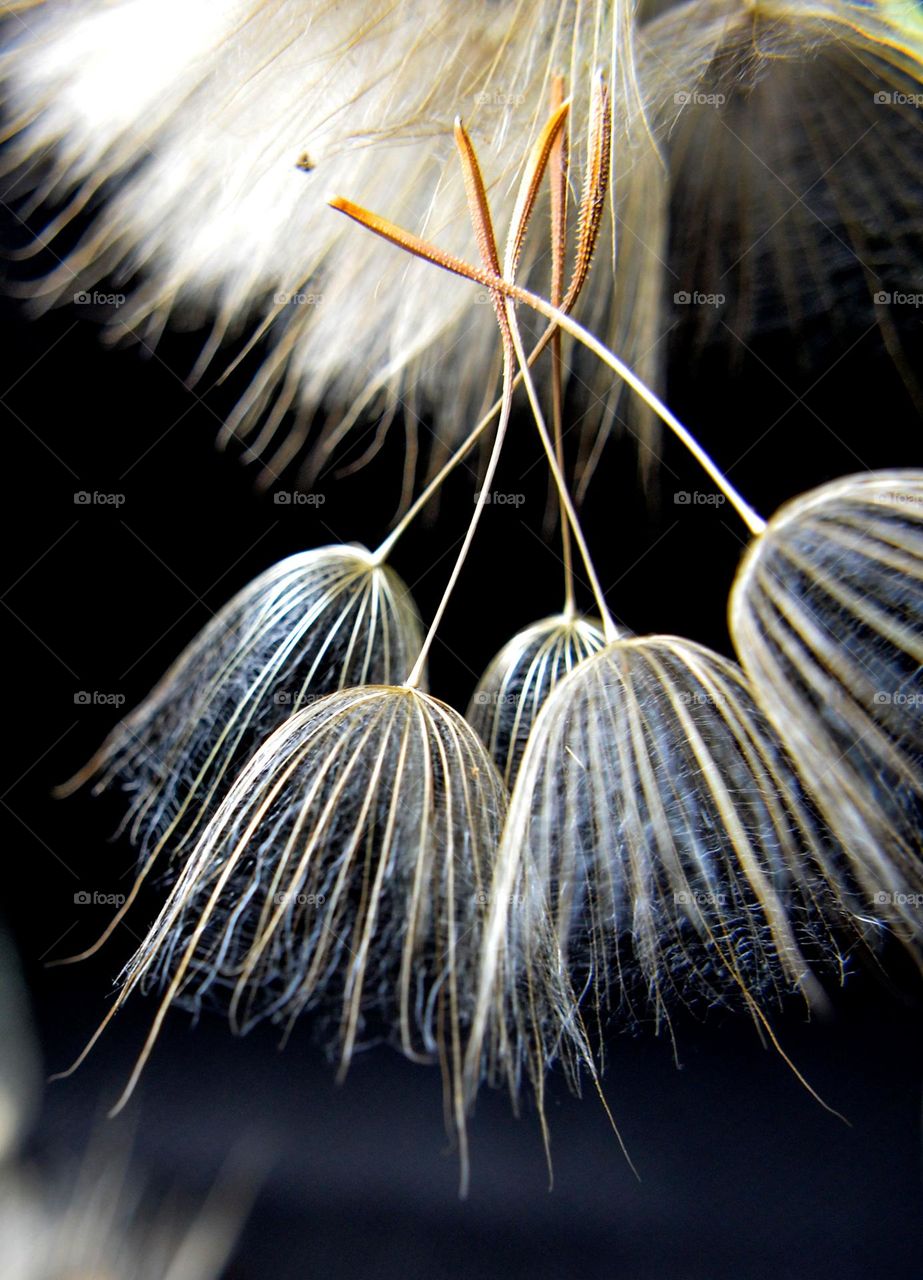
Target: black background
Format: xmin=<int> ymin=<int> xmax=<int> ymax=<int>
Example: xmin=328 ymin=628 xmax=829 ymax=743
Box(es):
xmin=1 ymin=175 xmax=922 ymax=1279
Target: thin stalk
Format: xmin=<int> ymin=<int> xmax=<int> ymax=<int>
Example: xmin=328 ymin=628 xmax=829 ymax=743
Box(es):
xmin=371 ymin=308 xmax=578 ymax=566
xmin=504 ymin=299 xmax=619 ymax=643
xmin=403 ymin=347 xmax=514 ymax=690
xmin=547 ymin=71 xmax=576 ymax=617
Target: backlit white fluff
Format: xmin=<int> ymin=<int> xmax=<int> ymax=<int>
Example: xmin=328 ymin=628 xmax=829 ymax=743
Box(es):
xmin=4 ymin=1 xmax=923 ymax=485
xmin=2 ymin=0 xmax=662 ymax=485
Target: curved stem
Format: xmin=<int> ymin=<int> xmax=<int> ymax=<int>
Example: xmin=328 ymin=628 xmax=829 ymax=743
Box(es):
xmin=371 ymin=315 xmax=576 ymax=567
xmin=509 ymin=282 xmax=767 ymax=537
xmin=403 ymin=348 xmax=514 ymax=689
xmin=503 ymin=302 xmax=619 ymax=643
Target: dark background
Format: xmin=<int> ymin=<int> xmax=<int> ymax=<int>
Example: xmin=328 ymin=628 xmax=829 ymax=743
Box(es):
xmin=1 ymin=179 xmax=922 ymax=1278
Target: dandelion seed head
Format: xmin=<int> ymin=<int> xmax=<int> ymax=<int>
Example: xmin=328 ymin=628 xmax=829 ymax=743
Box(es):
xmin=77 ymin=544 xmax=423 ymax=866
xmin=1 ymin=0 xmax=664 ymax=485
xmin=118 ymin=684 xmax=508 ymax=1159
xmin=474 ymin=635 xmax=846 ymax=1085
xmin=730 ymin=469 xmax=923 ymax=946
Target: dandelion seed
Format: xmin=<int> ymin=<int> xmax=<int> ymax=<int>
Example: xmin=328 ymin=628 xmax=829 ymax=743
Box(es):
xmin=106 ymin=685 xmax=507 ymax=1187
xmin=53 ymin=544 xmax=422 ymax=961
xmin=730 ymin=469 xmax=923 ymax=949
xmin=59 ymin=97 xmax=551 ymax=1191
xmin=478 ymin=636 xmax=844 ymax=1063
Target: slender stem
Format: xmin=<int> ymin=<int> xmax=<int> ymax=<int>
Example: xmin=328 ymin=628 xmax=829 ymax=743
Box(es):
xmin=370 ymin=315 xmax=572 ymax=566
xmin=403 ymin=348 xmax=514 ymax=689
xmin=503 ymin=300 xmax=619 ymax=643
xmin=508 ymin=285 xmax=766 ymax=538
xmin=548 ymin=72 xmax=575 ymax=616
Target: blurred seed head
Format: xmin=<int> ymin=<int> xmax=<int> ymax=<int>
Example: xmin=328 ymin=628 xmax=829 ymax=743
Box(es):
xmin=3 ymin=1 xmax=923 ymax=489
xmin=0 ymin=0 xmax=663 ymax=488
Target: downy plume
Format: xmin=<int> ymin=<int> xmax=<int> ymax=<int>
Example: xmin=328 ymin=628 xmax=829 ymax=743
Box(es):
xmin=468 ymin=636 xmax=851 ymax=1102
xmin=0 ymin=0 xmax=663 ymax=488
xmin=730 ymin=469 xmax=923 ymax=949
xmin=59 ymin=544 xmax=423 ymax=862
